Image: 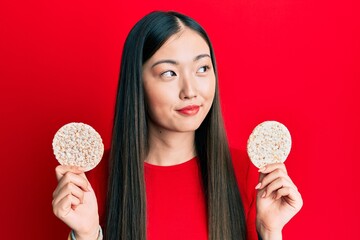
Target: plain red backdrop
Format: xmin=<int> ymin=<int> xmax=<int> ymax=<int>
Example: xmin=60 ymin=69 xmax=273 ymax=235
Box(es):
xmin=1 ymin=0 xmax=359 ymax=239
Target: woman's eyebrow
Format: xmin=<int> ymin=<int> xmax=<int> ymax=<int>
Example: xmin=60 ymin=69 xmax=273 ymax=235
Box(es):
xmin=151 ymin=59 xmax=178 ymax=69
xmin=194 ymin=53 xmax=211 ymax=61
xmin=151 ymin=53 xmax=211 ymax=69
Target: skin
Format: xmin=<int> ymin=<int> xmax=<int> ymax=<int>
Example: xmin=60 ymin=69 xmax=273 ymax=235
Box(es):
xmin=256 ymin=163 xmax=303 ymax=239
xmin=52 ymin=166 xmax=99 ymax=240
xmin=52 ymin=26 xmax=303 ymax=240
xmin=142 ymin=27 xmax=216 ymax=166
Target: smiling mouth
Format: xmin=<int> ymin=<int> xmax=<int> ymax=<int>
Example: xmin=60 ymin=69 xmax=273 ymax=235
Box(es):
xmin=176 ymin=105 xmax=200 ymax=116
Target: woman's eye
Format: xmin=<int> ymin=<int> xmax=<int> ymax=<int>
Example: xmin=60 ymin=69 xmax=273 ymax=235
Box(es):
xmin=161 ymin=70 xmax=176 ymax=77
xmin=198 ymin=65 xmax=210 ymax=73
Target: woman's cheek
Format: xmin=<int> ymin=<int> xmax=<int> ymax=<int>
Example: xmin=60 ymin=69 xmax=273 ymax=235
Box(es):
xmin=200 ymin=77 xmax=216 ymax=100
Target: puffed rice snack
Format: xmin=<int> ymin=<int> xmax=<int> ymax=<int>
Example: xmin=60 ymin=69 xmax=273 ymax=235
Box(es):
xmin=52 ymin=122 xmax=104 ymax=171
xmin=247 ymin=121 xmax=291 ymax=168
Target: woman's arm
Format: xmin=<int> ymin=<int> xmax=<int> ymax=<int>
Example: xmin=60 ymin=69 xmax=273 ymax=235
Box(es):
xmin=255 ymin=163 xmax=303 ymax=240
xmin=52 ymin=165 xmax=100 ymax=240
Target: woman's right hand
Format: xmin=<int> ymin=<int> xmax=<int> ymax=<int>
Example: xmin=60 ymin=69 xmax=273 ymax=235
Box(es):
xmin=52 ymin=166 xmax=100 ymax=240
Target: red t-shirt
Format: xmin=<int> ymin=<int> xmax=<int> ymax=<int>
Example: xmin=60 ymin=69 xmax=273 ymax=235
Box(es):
xmin=88 ymin=149 xmax=259 ymax=240
xmin=144 ymin=157 xmax=208 ymax=239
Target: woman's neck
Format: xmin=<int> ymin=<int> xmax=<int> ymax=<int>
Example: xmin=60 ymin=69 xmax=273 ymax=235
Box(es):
xmin=146 ymin=123 xmax=196 ymax=166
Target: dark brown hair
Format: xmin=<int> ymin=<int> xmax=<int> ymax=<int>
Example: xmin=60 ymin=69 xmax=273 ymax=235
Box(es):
xmin=106 ymin=11 xmax=247 ymax=240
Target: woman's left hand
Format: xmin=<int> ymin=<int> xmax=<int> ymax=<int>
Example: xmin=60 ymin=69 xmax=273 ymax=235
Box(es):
xmin=255 ymin=163 xmax=303 ymax=240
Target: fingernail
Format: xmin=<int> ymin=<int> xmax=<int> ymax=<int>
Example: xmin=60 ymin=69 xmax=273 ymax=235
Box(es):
xmin=255 ymin=183 xmax=262 ymax=189
xmin=262 ymin=191 xmax=266 ymax=198
xmin=258 ymin=166 xmax=266 ymax=172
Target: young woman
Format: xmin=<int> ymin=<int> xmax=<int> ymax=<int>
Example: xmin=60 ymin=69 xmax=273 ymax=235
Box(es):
xmin=52 ymin=11 xmax=303 ymax=240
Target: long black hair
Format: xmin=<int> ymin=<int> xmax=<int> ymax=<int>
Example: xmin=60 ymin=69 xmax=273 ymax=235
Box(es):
xmin=106 ymin=11 xmax=247 ymax=240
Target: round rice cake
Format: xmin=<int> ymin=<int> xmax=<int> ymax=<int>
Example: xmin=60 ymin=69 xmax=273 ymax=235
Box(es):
xmin=247 ymin=121 xmax=291 ymax=168
xmin=52 ymin=122 xmax=104 ymax=171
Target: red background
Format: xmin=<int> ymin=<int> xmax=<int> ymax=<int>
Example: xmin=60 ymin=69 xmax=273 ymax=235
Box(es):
xmin=1 ymin=0 xmax=359 ymax=239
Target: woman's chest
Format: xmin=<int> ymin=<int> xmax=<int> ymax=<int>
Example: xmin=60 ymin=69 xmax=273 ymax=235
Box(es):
xmin=145 ymin=161 xmax=208 ymax=240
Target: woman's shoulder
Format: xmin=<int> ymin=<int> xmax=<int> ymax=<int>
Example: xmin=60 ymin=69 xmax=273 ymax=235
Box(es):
xmin=229 ymin=147 xmax=258 ymax=208
xmin=230 ymin=147 xmax=259 ymax=240
xmin=229 ymin=147 xmax=258 ymax=184
xmin=86 ymin=149 xmax=110 ymax=227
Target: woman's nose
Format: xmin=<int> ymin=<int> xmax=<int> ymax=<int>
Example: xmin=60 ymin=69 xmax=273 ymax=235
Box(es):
xmin=179 ymin=74 xmax=197 ymax=100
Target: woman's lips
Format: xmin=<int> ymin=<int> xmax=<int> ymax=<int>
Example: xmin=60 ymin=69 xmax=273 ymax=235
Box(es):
xmin=176 ymin=105 xmax=200 ymax=116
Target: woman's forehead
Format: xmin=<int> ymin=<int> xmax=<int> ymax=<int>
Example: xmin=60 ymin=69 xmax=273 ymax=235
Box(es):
xmin=151 ymin=28 xmax=210 ymax=61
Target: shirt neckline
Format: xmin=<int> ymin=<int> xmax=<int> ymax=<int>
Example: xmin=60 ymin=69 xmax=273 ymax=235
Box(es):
xmin=144 ymin=156 xmax=198 ymax=171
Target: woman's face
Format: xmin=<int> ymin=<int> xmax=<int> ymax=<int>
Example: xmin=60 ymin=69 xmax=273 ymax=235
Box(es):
xmin=142 ymin=27 xmax=216 ymax=133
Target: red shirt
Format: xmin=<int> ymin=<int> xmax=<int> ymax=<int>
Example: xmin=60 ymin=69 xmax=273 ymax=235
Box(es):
xmin=89 ymin=149 xmax=259 ymax=240
xmin=144 ymin=149 xmax=258 ymax=240
xmin=145 ymin=157 xmax=208 ymax=240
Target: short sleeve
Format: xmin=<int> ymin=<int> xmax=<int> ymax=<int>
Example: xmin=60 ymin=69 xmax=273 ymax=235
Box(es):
xmin=230 ymin=148 xmax=259 ymax=240
xmin=85 ymin=150 xmax=110 ymax=228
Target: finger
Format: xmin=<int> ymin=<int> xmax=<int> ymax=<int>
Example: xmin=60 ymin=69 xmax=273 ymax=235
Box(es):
xmin=55 ymin=165 xmax=86 ymax=181
xmin=261 ymin=177 xmax=294 ymax=198
xmin=54 ymin=171 xmax=90 ymax=196
xmin=274 ymin=187 xmax=303 ymax=210
xmin=52 ymin=193 xmax=81 ymax=211
xmin=52 ymin=182 xmax=85 ymax=206
xmin=258 ymin=163 xmax=287 ymax=175
xmin=255 ymin=163 xmax=288 ymax=189
xmin=256 ymin=168 xmax=294 ymax=190
xmin=255 ymin=172 xmax=266 ymax=190
xmin=53 ymin=194 xmax=80 ymax=219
